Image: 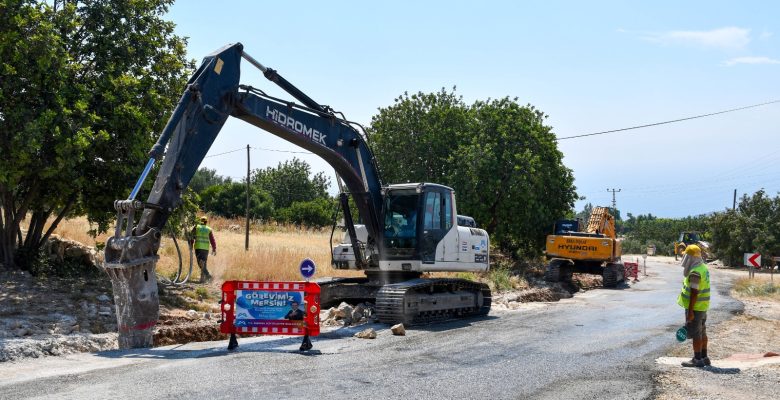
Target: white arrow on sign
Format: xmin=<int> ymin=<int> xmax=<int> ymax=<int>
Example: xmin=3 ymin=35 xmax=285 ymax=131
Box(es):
xmin=744 ymin=252 xmax=761 ymax=267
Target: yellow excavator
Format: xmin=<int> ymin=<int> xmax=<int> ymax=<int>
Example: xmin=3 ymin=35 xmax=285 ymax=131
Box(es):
xmin=544 ymin=206 xmax=625 ymax=287
xmin=673 ymin=232 xmax=712 ymax=261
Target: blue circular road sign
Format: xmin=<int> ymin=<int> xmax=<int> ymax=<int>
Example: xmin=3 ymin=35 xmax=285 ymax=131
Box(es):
xmin=299 ymin=258 xmax=316 ymax=280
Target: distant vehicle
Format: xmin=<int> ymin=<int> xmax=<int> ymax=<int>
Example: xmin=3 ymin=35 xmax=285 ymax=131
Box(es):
xmin=674 ymin=232 xmax=713 ymax=261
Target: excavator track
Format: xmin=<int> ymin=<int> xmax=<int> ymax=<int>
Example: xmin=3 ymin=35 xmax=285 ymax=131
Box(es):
xmin=602 ymin=263 xmax=625 ymax=288
xmin=544 ymin=259 xmax=573 ymax=282
xmin=375 ymin=278 xmax=491 ymax=325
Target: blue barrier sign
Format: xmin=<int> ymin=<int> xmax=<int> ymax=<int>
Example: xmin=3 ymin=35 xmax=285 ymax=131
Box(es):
xmin=300 ymin=258 xmax=316 ymax=280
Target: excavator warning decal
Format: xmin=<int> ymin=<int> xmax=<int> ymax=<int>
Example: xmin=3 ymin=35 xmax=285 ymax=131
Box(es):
xmin=214 ymin=58 xmax=224 ymax=75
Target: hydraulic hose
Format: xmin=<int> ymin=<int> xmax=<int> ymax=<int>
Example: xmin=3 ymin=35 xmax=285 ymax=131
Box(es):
xmin=157 ymin=230 xmax=193 ymax=285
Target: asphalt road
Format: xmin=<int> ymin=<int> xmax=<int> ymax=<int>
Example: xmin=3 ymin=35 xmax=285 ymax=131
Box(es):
xmin=0 ymin=259 xmax=742 ymax=400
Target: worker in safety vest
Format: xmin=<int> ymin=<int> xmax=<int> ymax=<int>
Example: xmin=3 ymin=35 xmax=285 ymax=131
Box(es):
xmin=190 ymin=216 xmax=217 ymax=283
xmin=677 ymin=244 xmax=711 ymax=367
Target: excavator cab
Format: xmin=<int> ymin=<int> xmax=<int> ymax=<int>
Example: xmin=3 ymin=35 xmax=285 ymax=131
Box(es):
xmin=382 ymin=183 xmax=454 ymax=263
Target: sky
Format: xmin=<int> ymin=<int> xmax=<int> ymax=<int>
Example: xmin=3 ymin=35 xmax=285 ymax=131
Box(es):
xmin=165 ymin=0 xmax=780 ymax=218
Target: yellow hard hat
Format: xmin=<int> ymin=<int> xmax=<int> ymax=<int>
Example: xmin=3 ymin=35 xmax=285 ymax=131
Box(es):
xmin=200 ymin=216 xmax=208 ymax=224
xmin=684 ymin=244 xmax=702 ymax=257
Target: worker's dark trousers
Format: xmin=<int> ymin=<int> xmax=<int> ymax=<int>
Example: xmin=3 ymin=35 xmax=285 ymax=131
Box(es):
xmin=195 ymin=249 xmax=211 ymax=281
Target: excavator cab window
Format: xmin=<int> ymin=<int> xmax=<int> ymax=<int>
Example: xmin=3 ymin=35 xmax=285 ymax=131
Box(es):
xmin=383 ymin=190 xmax=419 ymax=251
xmin=419 ymin=187 xmax=454 ymax=263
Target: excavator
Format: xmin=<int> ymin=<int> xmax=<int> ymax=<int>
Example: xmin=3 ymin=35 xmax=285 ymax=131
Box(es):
xmin=673 ymin=232 xmax=712 ymax=261
xmin=543 ymin=206 xmax=625 ymax=287
xmin=103 ymin=43 xmax=491 ymax=347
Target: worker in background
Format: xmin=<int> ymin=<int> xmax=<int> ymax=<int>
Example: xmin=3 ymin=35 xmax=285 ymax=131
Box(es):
xmin=190 ymin=216 xmax=217 ymax=283
xmin=677 ymin=244 xmax=711 ymax=367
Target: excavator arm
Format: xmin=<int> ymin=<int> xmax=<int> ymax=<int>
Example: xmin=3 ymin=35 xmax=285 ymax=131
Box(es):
xmin=106 ymin=43 xmax=382 ymax=267
xmin=103 ymin=43 xmax=383 ymax=347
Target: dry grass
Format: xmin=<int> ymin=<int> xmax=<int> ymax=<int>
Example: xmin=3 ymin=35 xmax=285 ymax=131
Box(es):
xmin=30 ymin=215 xmax=362 ymax=285
xmin=172 ymin=227 xmax=362 ymax=283
xmin=733 ymin=276 xmax=780 ymax=301
xmin=21 ymin=216 xmax=112 ymax=247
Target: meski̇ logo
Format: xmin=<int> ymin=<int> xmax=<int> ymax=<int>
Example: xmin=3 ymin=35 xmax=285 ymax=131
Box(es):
xmin=266 ymin=106 xmax=327 ymax=145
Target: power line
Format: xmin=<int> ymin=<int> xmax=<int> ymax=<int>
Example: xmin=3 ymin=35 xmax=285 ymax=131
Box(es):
xmin=252 ymin=146 xmax=312 ymax=155
xmin=204 ymin=147 xmax=245 ymax=158
xmin=557 ymin=99 xmax=780 ymax=141
xmin=205 ymin=146 xmax=314 ymax=158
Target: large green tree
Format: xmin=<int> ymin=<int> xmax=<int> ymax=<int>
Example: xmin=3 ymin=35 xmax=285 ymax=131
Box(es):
xmin=452 ymin=98 xmax=577 ymax=254
xmin=369 ymin=88 xmax=470 ymax=183
xmin=710 ymin=190 xmax=780 ymax=267
xmin=369 ymin=89 xmax=578 ymax=256
xmin=0 ymin=0 xmax=191 ymax=269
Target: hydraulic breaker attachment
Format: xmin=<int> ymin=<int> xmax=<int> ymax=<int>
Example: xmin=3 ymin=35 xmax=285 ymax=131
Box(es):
xmin=102 ymin=199 xmax=161 ymax=348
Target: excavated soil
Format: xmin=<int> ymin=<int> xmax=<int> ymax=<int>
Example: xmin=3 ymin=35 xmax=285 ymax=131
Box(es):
xmin=0 ymin=268 xmax=224 ymax=362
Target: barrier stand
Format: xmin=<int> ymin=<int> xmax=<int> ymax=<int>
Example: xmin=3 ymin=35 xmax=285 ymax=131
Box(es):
xmin=219 ymin=281 xmax=321 ymax=352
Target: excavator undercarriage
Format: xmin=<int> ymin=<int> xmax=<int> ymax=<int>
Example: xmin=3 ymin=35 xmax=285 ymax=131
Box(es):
xmin=318 ymin=272 xmax=491 ymax=325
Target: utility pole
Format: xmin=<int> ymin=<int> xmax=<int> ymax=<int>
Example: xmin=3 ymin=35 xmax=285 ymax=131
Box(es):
xmin=732 ymin=189 xmax=737 ymax=211
xmin=607 ymin=188 xmax=621 ymax=213
xmin=245 ymin=144 xmax=250 ymax=251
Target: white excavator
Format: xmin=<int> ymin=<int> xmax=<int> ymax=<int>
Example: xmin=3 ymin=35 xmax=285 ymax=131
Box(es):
xmin=104 ymin=43 xmax=492 ymax=348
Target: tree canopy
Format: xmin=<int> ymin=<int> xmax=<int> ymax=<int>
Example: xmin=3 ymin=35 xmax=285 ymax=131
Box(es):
xmin=369 ymin=88 xmax=578 ymax=255
xmin=252 ymin=158 xmax=330 ymax=210
xmin=189 ymin=168 xmax=232 ymax=194
xmin=193 ymin=160 xmax=335 ymax=228
xmin=710 ymin=190 xmax=780 ymax=267
xmin=200 ymin=182 xmax=274 ymax=220
xmin=0 ymin=0 xmax=191 ymax=269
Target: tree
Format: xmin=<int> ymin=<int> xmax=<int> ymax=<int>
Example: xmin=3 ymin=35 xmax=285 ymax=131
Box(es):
xmin=369 ymin=88 xmax=470 ymax=183
xmin=369 ymin=89 xmax=578 ymax=256
xmin=200 ymin=182 xmax=274 ymax=220
xmin=189 ymin=168 xmax=231 ymax=194
xmin=252 ymin=158 xmax=330 ymax=210
xmin=452 ymin=98 xmax=577 ymax=254
xmin=575 ymin=203 xmax=594 ymax=225
xmin=276 ymin=198 xmax=336 ymax=228
xmin=621 ymin=213 xmax=710 ymax=256
xmin=710 ymin=190 xmax=780 ymax=267
xmin=0 ymin=0 xmax=191 ymax=269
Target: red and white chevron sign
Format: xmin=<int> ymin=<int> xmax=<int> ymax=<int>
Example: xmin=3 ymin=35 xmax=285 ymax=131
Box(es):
xmin=744 ymin=252 xmax=761 ymax=268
